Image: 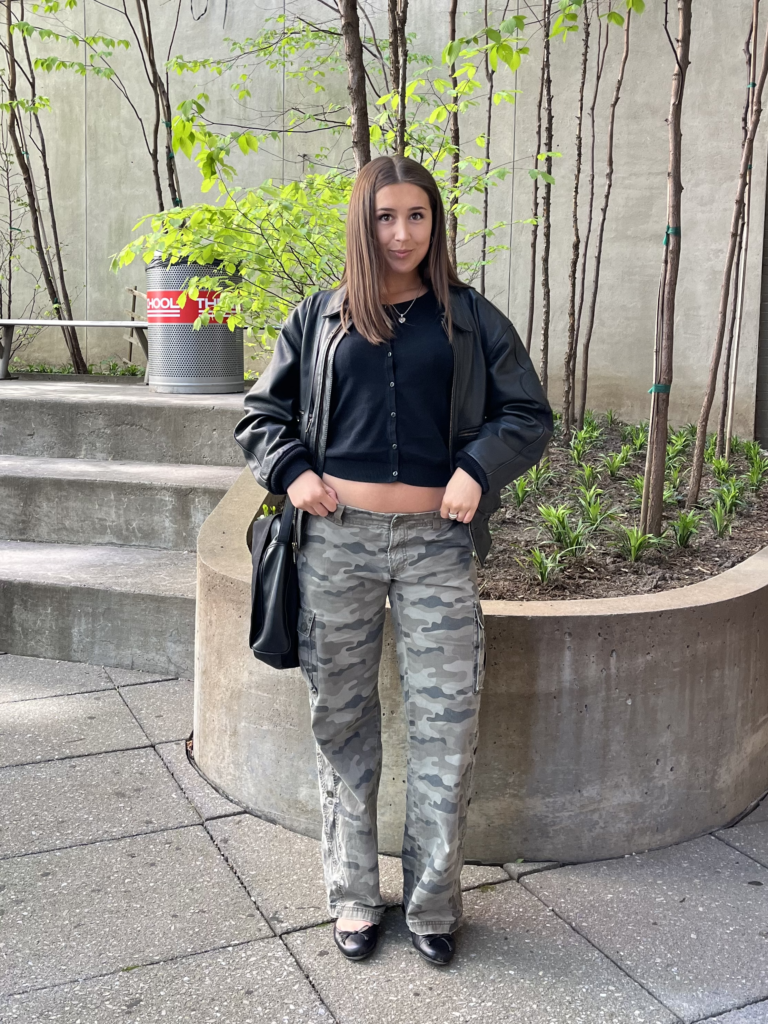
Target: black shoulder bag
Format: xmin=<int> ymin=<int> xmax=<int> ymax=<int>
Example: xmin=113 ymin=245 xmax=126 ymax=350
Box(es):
xmin=249 ymin=496 xmax=300 ymax=669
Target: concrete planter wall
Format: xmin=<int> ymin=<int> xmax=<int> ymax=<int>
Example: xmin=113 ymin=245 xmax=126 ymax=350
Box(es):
xmin=194 ymin=469 xmax=768 ymax=864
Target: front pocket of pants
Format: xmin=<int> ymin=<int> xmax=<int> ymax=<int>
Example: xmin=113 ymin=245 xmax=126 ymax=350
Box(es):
xmin=473 ymin=602 xmax=486 ymax=694
xmin=297 ymin=606 xmax=318 ymax=700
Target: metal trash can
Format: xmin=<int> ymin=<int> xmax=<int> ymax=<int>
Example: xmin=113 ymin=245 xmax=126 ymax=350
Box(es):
xmin=146 ymin=257 xmax=244 ymax=394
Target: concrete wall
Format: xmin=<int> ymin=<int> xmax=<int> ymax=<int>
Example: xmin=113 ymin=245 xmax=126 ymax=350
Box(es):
xmin=9 ymin=0 xmax=766 ymax=434
xmin=194 ymin=469 xmax=768 ymax=864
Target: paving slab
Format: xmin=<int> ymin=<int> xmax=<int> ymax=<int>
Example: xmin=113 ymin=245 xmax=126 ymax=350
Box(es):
xmin=504 ymin=860 xmax=561 ymax=881
xmin=105 ymin=666 xmax=177 ymax=687
xmin=156 ymin=740 xmax=243 ymax=820
xmin=716 ymin=820 xmax=768 ymax=869
xmin=119 ymin=678 xmax=194 ymax=743
xmin=208 ymin=814 xmax=509 ymax=936
xmin=0 ymin=689 xmax=149 ymax=768
xmin=0 ymin=748 xmax=199 ymax=858
xmin=0 ymin=825 xmax=271 ymax=996
xmin=703 ymin=1001 xmax=768 ymax=1023
xmin=0 ymin=655 xmax=112 ymax=703
xmin=524 ymin=835 xmax=768 ymax=1023
xmin=1 ymin=938 xmax=330 ymax=1023
xmin=284 ymin=882 xmax=675 ymax=1024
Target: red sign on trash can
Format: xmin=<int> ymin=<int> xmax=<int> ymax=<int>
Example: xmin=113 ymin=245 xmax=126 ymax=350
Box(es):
xmin=146 ymin=289 xmax=230 ymax=324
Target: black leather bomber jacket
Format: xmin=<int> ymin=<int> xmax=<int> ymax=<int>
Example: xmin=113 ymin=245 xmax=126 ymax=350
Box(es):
xmin=234 ymin=284 xmax=553 ymax=566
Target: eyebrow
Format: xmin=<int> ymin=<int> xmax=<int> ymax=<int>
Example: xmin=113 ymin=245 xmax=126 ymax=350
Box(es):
xmin=375 ymin=205 xmax=428 ymax=212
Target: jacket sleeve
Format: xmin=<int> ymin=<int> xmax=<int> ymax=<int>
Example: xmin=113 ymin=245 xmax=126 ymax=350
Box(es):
xmin=460 ymin=321 xmax=553 ymax=494
xmin=233 ymin=301 xmax=315 ymax=494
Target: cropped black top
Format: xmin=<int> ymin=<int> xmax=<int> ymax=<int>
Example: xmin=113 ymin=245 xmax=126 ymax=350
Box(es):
xmin=270 ymin=288 xmax=488 ymax=494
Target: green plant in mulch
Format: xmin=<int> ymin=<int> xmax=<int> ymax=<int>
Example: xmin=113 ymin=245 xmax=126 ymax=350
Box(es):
xmin=613 ymin=524 xmax=663 ymax=562
xmin=709 ymin=479 xmax=746 ymax=516
xmin=575 ymin=462 xmax=599 ymax=488
xmin=521 ymin=546 xmax=563 ymax=584
xmin=709 ymin=500 xmax=732 ymax=538
xmin=710 ymin=457 xmax=734 ymax=484
xmin=507 ymin=476 xmax=530 ymax=508
xmin=670 ymin=509 xmax=701 ymax=548
xmin=576 ymin=485 xmax=618 ymax=530
xmin=537 ymin=504 xmax=593 ymax=556
xmin=604 ymin=408 xmax=617 ymax=427
xmin=527 ymin=457 xmax=555 ymax=492
xmin=746 ymin=457 xmax=768 ymax=492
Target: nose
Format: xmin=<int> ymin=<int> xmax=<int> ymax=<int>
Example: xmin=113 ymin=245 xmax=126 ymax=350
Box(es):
xmin=393 ymin=217 xmax=410 ymax=243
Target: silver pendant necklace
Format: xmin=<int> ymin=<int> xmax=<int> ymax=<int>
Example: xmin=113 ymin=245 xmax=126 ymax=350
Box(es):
xmin=389 ymin=287 xmax=424 ymax=324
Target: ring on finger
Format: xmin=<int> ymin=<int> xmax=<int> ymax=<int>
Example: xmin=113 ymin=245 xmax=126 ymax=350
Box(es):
xmin=448 ymin=511 xmax=459 ymax=520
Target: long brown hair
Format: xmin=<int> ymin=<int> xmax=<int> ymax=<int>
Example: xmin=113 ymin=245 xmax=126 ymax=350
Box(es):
xmin=339 ymin=156 xmax=466 ymax=344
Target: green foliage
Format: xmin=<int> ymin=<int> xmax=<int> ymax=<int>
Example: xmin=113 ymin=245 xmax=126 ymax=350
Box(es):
xmin=629 ymin=473 xmax=645 ymax=507
xmin=710 ymin=457 xmax=734 ymax=484
xmin=709 ymin=500 xmax=732 ymax=538
xmin=537 ymin=504 xmax=591 ymax=555
xmin=709 ymin=480 xmax=745 ymax=516
xmin=704 ymin=434 xmax=718 ymax=464
xmin=746 ymin=457 xmax=768 ymax=492
xmin=576 ymin=485 xmax=617 ymax=530
xmin=601 ymin=445 xmax=631 ymax=478
xmin=623 ymin=424 xmax=647 ymax=453
xmin=506 ymin=476 xmax=530 ymax=507
xmin=743 ymin=440 xmax=763 ymax=466
xmin=604 ymin=408 xmax=617 ymax=427
xmin=613 ymin=524 xmax=660 ymax=562
xmin=527 ymin=457 xmax=554 ymax=491
xmin=522 ymin=546 xmax=562 ymax=584
xmin=670 ymin=510 xmax=701 ymax=549
xmin=114 ymin=175 xmax=350 ymax=347
xmin=257 ymin=503 xmax=278 ymax=520
xmin=575 ymin=462 xmax=599 ymax=488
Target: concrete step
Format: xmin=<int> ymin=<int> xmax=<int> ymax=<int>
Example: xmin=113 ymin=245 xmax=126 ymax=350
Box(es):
xmin=0 ymin=381 xmax=247 ymax=465
xmin=0 ymin=456 xmax=241 ymax=549
xmin=0 ymin=541 xmax=196 ymax=676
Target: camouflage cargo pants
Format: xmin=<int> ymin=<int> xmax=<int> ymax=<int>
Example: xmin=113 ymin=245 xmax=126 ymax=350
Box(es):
xmin=296 ymin=503 xmax=486 ymax=936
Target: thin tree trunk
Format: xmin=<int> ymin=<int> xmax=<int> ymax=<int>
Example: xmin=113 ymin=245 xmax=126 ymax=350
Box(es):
xmin=447 ymin=0 xmax=460 ymax=268
xmin=687 ymin=0 xmax=767 ymax=507
xmin=575 ymin=4 xmax=631 ymax=428
xmin=717 ymin=208 xmax=745 ymax=456
xmin=387 ymin=0 xmax=409 ymax=156
xmin=339 ymin=0 xmax=371 ymax=173
xmin=562 ymin=3 xmax=590 ymax=437
xmin=525 ymin=32 xmax=546 ymax=355
xmin=4 ymin=0 xmax=86 ymax=372
xmin=479 ymin=0 xmax=495 ymax=296
xmin=573 ymin=1 xmax=607 ymax=421
xmin=644 ymin=0 xmax=692 ymax=536
xmin=717 ymin=25 xmax=754 ymax=457
xmin=134 ymin=0 xmax=182 ymax=207
xmin=539 ymin=0 xmax=553 ymax=394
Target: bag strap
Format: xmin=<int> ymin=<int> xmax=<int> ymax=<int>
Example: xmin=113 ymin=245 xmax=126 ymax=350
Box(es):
xmin=277 ymin=495 xmax=296 ymax=545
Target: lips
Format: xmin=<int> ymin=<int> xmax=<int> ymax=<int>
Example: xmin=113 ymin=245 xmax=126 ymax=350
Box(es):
xmin=391 ymin=250 xmax=412 ymax=257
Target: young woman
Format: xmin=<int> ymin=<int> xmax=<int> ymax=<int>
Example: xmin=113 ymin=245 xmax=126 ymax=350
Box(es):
xmin=235 ymin=155 xmax=552 ymax=966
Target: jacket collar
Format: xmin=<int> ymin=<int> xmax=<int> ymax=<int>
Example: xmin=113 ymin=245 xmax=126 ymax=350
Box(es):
xmin=321 ymin=282 xmax=475 ymax=333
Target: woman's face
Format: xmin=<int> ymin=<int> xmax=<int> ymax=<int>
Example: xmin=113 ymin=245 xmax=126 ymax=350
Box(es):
xmin=374 ymin=182 xmax=433 ymax=280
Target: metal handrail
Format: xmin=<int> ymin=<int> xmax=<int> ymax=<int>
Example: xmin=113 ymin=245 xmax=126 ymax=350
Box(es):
xmin=0 ymin=318 xmax=150 ymax=383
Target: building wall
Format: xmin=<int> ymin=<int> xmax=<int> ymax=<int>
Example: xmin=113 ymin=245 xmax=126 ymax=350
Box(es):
xmin=9 ymin=0 xmax=765 ymax=436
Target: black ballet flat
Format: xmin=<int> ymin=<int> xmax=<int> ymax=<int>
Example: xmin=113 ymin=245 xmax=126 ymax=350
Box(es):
xmin=333 ymin=922 xmax=379 ymax=961
xmin=410 ymin=930 xmax=455 ymax=966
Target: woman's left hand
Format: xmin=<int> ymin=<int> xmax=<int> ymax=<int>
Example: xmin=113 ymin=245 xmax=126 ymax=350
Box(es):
xmin=440 ymin=468 xmax=482 ymax=523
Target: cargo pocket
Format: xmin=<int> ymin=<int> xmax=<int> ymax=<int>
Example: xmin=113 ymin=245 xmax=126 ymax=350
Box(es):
xmin=473 ymin=602 xmax=486 ymax=694
xmin=297 ymin=606 xmax=318 ymax=701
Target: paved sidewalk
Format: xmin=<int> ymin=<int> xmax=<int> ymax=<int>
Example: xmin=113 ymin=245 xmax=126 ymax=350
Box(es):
xmin=1 ymin=653 xmax=767 ymax=1023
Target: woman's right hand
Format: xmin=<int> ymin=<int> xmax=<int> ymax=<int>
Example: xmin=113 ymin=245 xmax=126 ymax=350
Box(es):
xmin=287 ymin=470 xmax=339 ymax=517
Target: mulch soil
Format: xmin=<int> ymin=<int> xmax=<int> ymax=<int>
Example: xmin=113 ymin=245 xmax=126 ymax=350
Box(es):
xmin=476 ymin=418 xmax=768 ymax=602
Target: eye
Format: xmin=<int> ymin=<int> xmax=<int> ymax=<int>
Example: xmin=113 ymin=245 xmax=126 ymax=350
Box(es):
xmin=411 ymin=212 xmax=424 ymax=220
xmin=377 ymin=213 xmax=392 ymax=221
